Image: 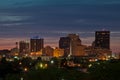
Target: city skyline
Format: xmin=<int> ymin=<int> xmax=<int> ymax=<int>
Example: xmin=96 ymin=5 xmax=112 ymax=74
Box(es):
xmin=0 ymin=0 xmax=120 ymax=52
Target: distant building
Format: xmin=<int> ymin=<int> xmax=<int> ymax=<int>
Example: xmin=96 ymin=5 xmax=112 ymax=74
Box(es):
xmin=69 ymin=34 xmax=87 ymax=56
xmin=11 ymin=48 xmax=19 ymax=56
xmin=95 ymin=31 xmax=110 ymax=49
xmin=30 ymin=37 xmax=44 ymax=52
xmin=0 ymin=49 xmax=10 ymax=58
xmin=85 ymin=31 xmax=111 ymax=60
xmin=42 ymin=46 xmax=54 ymax=56
xmin=59 ymin=37 xmax=70 ymax=56
xmin=85 ymin=46 xmax=112 ymax=58
xmin=19 ymin=41 xmax=29 ymax=56
xmin=59 ymin=34 xmax=86 ymax=57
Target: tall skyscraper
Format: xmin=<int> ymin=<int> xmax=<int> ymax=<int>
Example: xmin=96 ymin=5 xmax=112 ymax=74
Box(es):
xmin=59 ymin=34 xmax=86 ymax=56
xmin=30 ymin=37 xmax=44 ymax=52
xmin=19 ymin=41 xmax=29 ymax=55
xmin=59 ymin=37 xmax=70 ymax=56
xmin=68 ymin=34 xmax=84 ymax=56
xmin=95 ymin=31 xmax=110 ymax=49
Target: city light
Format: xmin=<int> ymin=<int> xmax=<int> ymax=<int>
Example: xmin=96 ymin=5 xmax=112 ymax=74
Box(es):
xmin=20 ymin=77 xmax=24 ymax=80
xmin=24 ymin=67 xmax=28 ymax=72
xmin=51 ymin=60 xmax=54 ymax=64
xmin=19 ymin=62 xmax=22 ymax=65
xmin=14 ymin=56 xmax=19 ymax=60
xmin=40 ymin=63 xmax=43 ymax=68
xmin=88 ymin=64 xmax=92 ymax=68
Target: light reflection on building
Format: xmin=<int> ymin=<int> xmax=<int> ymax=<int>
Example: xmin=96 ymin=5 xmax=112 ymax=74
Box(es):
xmin=53 ymin=47 xmax=64 ymax=57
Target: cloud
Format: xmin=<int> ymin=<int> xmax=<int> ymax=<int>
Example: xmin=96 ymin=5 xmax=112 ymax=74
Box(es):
xmin=1 ymin=2 xmax=120 ymax=31
xmin=0 ymin=15 xmax=30 ymax=22
xmin=0 ymin=14 xmax=31 ymax=28
xmin=0 ymin=0 xmax=120 ymax=8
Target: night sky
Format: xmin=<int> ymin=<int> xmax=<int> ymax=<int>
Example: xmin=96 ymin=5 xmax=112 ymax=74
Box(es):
xmin=0 ymin=0 xmax=120 ymax=52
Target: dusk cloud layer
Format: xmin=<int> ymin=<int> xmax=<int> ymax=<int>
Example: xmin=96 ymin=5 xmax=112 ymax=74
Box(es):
xmin=1 ymin=0 xmax=120 ymax=8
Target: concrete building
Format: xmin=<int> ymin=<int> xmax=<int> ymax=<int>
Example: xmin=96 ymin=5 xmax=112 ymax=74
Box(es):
xmin=42 ymin=46 xmax=54 ymax=56
xmin=59 ymin=34 xmax=87 ymax=57
xmin=95 ymin=31 xmax=110 ymax=49
xmin=85 ymin=46 xmax=112 ymax=60
xmin=30 ymin=37 xmax=44 ymax=52
xmin=19 ymin=41 xmax=29 ymax=56
xmin=59 ymin=37 xmax=70 ymax=56
xmin=68 ymin=34 xmax=87 ymax=56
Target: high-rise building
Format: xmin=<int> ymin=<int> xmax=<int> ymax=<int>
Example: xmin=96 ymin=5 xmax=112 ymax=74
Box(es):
xmin=59 ymin=37 xmax=70 ymax=56
xmin=68 ymin=34 xmax=86 ymax=56
xmin=19 ymin=41 xmax=29 ymax=55
xmin=95 ymin=31 xmax=110 ymax=49
xmin=59 ymin=34 xmax=86 ymax=56
xmin=30 ymin=37 xmax=44 ymax=52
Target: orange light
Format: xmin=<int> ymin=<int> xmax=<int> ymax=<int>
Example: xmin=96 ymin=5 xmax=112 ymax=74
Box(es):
xmin=45 ymin=64 xmax=48 ymax=67
xmin=24 ymin=68 xmax=28 ymax=72
xmin=31 ymin=52 xmax=33 ymax=55
xmin=19 ymin=62 xmax=22 ymax=65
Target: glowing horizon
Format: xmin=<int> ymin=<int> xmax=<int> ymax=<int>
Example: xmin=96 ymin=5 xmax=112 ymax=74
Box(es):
xmin=0 ymin=31 xmax=119 ymax=53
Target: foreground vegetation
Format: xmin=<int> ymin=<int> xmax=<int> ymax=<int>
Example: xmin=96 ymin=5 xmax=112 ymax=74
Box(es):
xmin=1 ymin=57 xmax=120 ymax=80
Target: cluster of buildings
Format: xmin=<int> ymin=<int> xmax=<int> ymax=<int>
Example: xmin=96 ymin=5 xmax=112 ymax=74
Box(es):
xmin=8 ymin=30 xmax=112 ymax=61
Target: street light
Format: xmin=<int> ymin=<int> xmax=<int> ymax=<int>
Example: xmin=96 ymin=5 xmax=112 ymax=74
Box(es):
xmin=24 ymin=67 xmax=28 ymax=72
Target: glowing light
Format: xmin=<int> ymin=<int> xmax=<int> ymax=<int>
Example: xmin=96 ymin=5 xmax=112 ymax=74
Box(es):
xmin=89 ymin=59 xmax=95 ymax=62
xmin=45 ymin=64 xmax=48 ymax=67
xmin=36 ymin=52 xmax=39 ymax=55
xmin=15 ymin=53 xmax=18 ymax=56
xmin=14 ymin=56 xmax=19 ymax=60
xmin=51 ymin=60 xmax=54 ymax=64
xmin=77 ymin=64 xmax=81 ymax=67
xmin=88 ymin=64 xmax=92 ymax=68
xmin=31 ymin=52 xmax=34 ymax=55
xmin=102 ymin=57 xmax=106 ymax=60
xmin=95 ymin=59 xmax=98 ymax=61
xmin=40 ymin=63 xmax=43 ymax=68
xmin=19 ymin=62 xmax=22 ymax=65
xmin=24 ymin=68 xmax=28 ymax=72
xmin=61 ymin=78 xmax=65 ymax=80
xmin=108 ymin=56 xmax=111 ymax=58
xmin=20 ymin=77 xmax=24 ymax=80
xmin=97 ymin=63 xmax=100 ymax=65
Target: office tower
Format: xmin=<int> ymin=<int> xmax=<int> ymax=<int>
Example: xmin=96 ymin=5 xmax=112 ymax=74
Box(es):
xmin=68 ymin=34 xmax=82 ymax=46
xmin=59 ymin=37 xmax=71 ymax=56
xmin=59 ymin=34 xmax=86 ymax=56
xmin=95 ymin=31 xmax=110 ymax=49
xmin=68 ymin=34 xmax=85 ymax=56
xmin=30 ymin=37 xmax=44 ymax=52
xmin=19 ymin=41 xmax=29 ymax=55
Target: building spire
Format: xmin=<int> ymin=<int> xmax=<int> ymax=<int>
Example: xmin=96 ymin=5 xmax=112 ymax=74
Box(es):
xmin=68 ymin=41 xmax=72 ymax=58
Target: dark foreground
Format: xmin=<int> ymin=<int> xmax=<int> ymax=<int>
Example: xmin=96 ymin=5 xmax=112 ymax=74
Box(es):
xmin=0 ymin=58 xmax=120 ymax=80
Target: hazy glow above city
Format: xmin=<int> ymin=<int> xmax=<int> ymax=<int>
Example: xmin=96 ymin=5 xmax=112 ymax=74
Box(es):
xmin=0 ymin=0 xmax=120 ymax=52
